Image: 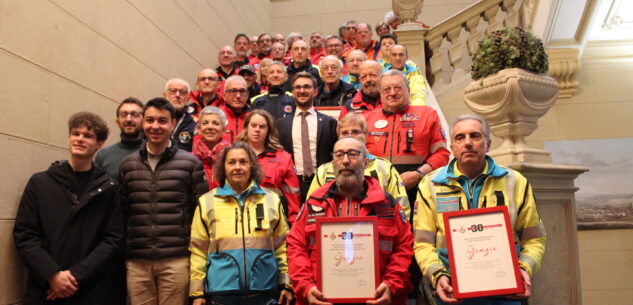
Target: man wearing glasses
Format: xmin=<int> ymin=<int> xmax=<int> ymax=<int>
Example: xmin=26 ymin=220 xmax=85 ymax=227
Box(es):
xmin=95 ymin=97 xmax=145 ymax=179
xmin=287 ymin=137 xmax=414 ymax=305
xmin=187 ymin=68 xmax=221 ymax=118
xmin=277 ymin=72 xmax=338 ymax=203
xmin=218 ymin=75 xmax=250 ymax=143
xmin=164 ymin=78 xmax=196 ymax=151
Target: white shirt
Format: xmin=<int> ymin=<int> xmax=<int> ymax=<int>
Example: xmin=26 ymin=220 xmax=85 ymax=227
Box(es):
xmin=292 ymin=107 xmax=318 ymax=176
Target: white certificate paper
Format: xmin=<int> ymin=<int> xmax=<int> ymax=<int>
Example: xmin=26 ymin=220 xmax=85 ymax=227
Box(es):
xmin=316 ymin=217 xmax=379 ymax=302
xmin=443 ymin=206 xmax=523 ymax=298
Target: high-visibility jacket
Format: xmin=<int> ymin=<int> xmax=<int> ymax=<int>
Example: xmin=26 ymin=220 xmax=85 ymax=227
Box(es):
xmin=189 ymin=181 xmax=290 ymax=297
xmin=339 ymin=90 xmax=381 ymax=118
xmin=306 ymin=153 xmax=411 ymax=219
xmin=383 ymin=62 xmax=428 ymax=106
xmin=413 ymin=157 xmax=546 ymax=289
xmin=364 ymin=105 xmax=449 ymax=174
xmin=340 ymin=73 xmax=361 ymax=90
xmin=287 ymin=177 xmax=413 ymax=305
xmin=257 ymin=148 xmax=302 ymax=224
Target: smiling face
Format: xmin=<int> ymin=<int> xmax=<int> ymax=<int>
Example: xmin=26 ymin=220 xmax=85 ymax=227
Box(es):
xmin=142 ymin=107 xmax=176 ymax=147
xmin=163 ymin=79 xmax=190 ymax=112
xmin=218 ymin=46 xmax=236 ymax=67
xmin=116 ymin=102 xmax=143 ymax=137
xmin=325 ymin=37 xmax=344 ymax=58
xmin=267 ymin=63 xmax=288 ymax=86
xmin=379 ymin=74 xmax=409 ymax=112
xmin=258 ymin=34 xmax=272 ymax=54
xmin=291 ymin=76 xmax=317 ymax=109
xmin=225 ymin=148 xmax=252 ymax=189
xmin=451 ymin=119 xmax=491 ymax=174
xmin=68 ymin=125 xmax=104 ymax=159
xmin=198 ymin=113 xmax=225 ymax=146
xmin=359 ymin=62 xmax=381 ymax=97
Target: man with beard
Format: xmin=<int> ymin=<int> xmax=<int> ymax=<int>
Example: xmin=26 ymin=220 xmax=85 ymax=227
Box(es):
xmin=187 ymin=68 xmax=220 ymax=118
xmin=163 ymin=78 xmax=196 ymax=152
xmin=96 ymin=97 xmax=144 ymax=179
xmin=252 ymin=61 xmax=295 ymax=120
xmin=340 ymin=60 xmax=383 ymax=117
xmin=340 ymin=49 xmax=366 ymax=90
xmin=233 ymin=33 xmax=250 ymax=67
xmin=287 ymin=137 xmax=414 ymax=305
xmin=309 ymin=31 xmax=326 ymax=65
xmin=285 ymin=40 xmax=322 ymax=92
xmin=218 ymin=75 xmax=250 ymax=143
xmin=316 ymin=55 xmax=356 ymax=107
xmin=277 ymin=72 xmax=337 ymax=202
xmin=383 ymin=45 xmax=428 ymax=105
xmin=249 ymin=33 xmax=273 ymax=68
xmin=216 ymin=45 xmax=238 ymax=82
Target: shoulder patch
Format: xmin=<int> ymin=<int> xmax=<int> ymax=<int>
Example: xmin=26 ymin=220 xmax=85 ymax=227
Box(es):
xmin=399 ymin=210 xmax=407 ymax=223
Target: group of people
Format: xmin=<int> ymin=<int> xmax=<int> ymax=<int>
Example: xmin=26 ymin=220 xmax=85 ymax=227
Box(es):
xmin=13 ymin=20 xmax=546 ymax=305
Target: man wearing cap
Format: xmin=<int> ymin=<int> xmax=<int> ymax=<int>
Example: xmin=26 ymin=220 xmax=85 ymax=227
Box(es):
xmin=238 ymin=65 xmax=261 ymax=100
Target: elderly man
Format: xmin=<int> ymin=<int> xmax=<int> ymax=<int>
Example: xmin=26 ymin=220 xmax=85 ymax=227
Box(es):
xmin=340 ymin=49 xmax=366 ymax=90
xmin=413 ymin=114 xmax=546 ymax=305
xmin=234 ymin=33 xmax=250 ymax=67
xmin=316 ymin=55 xmax=356 ymax=106
xmin=307 ymin=113 xmax=410 ymax=218
xmin=188 ymin=68 xmax=220 ymax=117
xmin=252 ymin=61 xmax=295 ymax=120
xmin=384 ymin=45 xmax=428 ymax=105
xmin=364 ymin=69 xmax=449 ymax=204
xmin=287 ymin=137 xmax=414 ymax=305
xmin=340 ymin=60 xmax=383 ymax=117
xmin=285 ymin=40 xmax=322 ymax=91
xmin=355 ymin=22 xmax=382 ymax=60
xmin=309 ymin=31 xmax=326 ymax=65
xmin=216 ymin=45 xmax=238 ymax=81
xmin=271 ymin=42 xmax=287 ymax=63
xmin=218 ymin=75 xmax=250 ymax=143
xmin=164 ymin=78 xmax=196 ymax=151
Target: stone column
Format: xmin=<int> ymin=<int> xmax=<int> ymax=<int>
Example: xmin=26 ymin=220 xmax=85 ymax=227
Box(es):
xmin=394 ymin=26 xmax=428 ymax=75
xmin=463 ymin=68 xmax=586 ymax=304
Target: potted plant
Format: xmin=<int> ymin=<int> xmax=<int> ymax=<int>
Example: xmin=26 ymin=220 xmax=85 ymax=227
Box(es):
xmin=463 ymin=27 xmax=559 ymax=165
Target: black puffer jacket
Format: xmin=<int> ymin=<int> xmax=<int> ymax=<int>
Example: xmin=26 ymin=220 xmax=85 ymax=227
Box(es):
xmin=119 ymin=140 xmax=207 ymax=259
xmin=13 ymin=161 xmax=123 ymax=305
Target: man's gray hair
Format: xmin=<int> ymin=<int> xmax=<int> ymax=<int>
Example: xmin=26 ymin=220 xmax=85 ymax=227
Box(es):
xmin=449 ymin=114 xmax=492 ymax=141
xmin=224 ymin=75 xmax=247 ymax=89
xmin=286 ymin=32 xmax=303 ymax=45
xmin=384 ymin=11 xmax=400 ymax=24
xmin=268 ymin=61 xmax=288 ymax=74
xmin=379 ymin=69 xmax=409 ymax=91
xmin=164 ymin=78 xmax=191 ymax=92
xmin=199 ymin=106 xmax=227 ymax=129
xmin=347 ymin=49 xmax=367 ymax=61
xmin=319 ymin=55 xmax=344 ymax=71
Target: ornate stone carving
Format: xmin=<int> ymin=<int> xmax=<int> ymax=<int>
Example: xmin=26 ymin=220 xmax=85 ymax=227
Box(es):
xmin=546 ymin=48 xmax=581 ymax=99
xmin=463 ymin=68 xmax=559 ymax=164
xmin=392 ymin=0 xmax=424 ymax=23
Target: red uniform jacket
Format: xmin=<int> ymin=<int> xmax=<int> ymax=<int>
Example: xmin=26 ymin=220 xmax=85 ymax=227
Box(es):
xmin=364 ymin=105 xmax=449 ymax=173
xmin=217 ymin=102 xmax=249 ymax=144
xmin=287 ymin=177 xmax=414 ymax=305
xmin=339 ymin=90 xmax=382 ymax=118
xmin=257 ymin=148 xmax=301 ymax=223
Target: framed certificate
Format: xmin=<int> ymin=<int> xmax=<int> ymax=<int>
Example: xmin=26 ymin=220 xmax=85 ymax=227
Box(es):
xmin=316 ymin=216 xmax=380 ymax=303
xmin=443 ymin=206 xmax=524 ymax=299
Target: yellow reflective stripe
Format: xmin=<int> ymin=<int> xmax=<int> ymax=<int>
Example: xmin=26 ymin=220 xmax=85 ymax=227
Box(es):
xmin=519 ymin=225 xmax=546 ymax=241
xmin=190 ymin=237 xmax=210 ymax=253
xmin=189 ymin=279 xmax=204 ymax=297
xmin=278 ymin=273 xmax=291 ymax=285
xmin=391 ymin=155 xmax=425 ymax=164
xmin=414 ymin=229 xmax=436 ymax=244
xmin=518 ymin=254 xmax=537 ymax=276
xmin=281 ymin=184 xmax=300 ymax=194
xmin=429 ymin=142 xmax=446 ymax=153
xmin=216 ymin=236 xmax=273 ymax=251
xmin=273 ymin=234 xmax=287 ymax=248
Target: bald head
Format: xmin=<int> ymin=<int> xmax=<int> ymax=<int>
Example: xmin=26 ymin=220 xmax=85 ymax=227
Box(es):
xmin=359 ymin=60 xmax=383 ymax=97
xmin=390 ymin=45 xmax=408 ymax=70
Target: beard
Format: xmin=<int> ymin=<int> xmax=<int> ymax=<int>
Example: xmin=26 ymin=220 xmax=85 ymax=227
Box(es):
xmin=334 ymin=168 xmax=364 ymax=195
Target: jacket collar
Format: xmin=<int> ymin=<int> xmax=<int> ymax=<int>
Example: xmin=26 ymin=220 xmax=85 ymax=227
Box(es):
xmin=215 ymin=180 xmax=265 ymax=197
xmin=309 ymin=176 xmax=386 ymax=207
xmin=432 ymin=156 xmax=507 ymax=185
xmin=139 ymin=138 xmax=178 ymax=161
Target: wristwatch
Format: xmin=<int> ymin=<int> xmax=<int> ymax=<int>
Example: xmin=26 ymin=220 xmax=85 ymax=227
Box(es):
xmin=415 ymin=169 xmax=425 ymax=180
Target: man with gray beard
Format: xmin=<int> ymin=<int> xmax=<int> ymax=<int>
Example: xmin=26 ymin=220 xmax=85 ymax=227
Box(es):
xmin=287 ymin=137 xmax=414 ymax=305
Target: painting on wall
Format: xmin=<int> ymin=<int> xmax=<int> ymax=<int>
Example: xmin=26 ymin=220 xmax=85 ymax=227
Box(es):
xmin=544 ymin=137 xmax=633 ymax=230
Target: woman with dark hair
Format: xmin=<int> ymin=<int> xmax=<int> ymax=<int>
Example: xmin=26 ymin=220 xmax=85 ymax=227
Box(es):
xmin=192 ymin=106 xmax=229 ymax=190
xmin=189 ymin=142 xmax=294 ymax=305
xmin=236 ymin=110 xmax=301 ymax=224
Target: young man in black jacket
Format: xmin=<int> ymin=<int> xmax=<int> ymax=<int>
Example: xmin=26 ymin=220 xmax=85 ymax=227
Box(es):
xmin=13 ymin=112 xmax=124 ymax=305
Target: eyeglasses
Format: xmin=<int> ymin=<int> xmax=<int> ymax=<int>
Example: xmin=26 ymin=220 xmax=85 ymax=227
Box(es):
xmin=381 ymin=86 xmax=404 ymax=94
xmin=167 ymin=88 xmax=188 ymax=95
xmin=326 ymin=43 xmax=342 ymax=48
xmin=198 ymin=76 xmax=218 ymax=82
xmin=332 ymin=150 xmax=362 ymax=160
xmin=340 ymin=129 xmax=363 ymax=137
xmin=292 ymin=84 xmax=314 ymax=91
xmin=119 ymin=111 xmax=142 ymax=118
xmin=225 ymin=88 xmax=249 ymax=95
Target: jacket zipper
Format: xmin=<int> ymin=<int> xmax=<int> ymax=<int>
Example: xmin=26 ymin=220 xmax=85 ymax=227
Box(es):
xmin=389 ymin=114 xmax=397 ymax=161
xmin=397 ymin=131 xmax=401 ymax=153
xmin=239 ymin=202 xmax=249 ymax=295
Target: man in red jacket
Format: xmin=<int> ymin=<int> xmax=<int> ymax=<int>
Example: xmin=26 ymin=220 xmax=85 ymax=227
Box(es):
xmin=287 ymin=137 xmax=414 ymax=305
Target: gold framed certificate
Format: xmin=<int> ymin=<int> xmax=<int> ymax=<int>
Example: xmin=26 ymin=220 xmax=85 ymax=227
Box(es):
xmin=316 ymin=216 xmax=380 ymax=303
xmin=443 ymin=206 xmax=524 ymax=299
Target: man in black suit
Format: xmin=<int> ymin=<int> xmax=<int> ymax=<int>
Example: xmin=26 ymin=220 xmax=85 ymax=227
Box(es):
xmin=277 ymin=71 xmax=338 ymax=204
